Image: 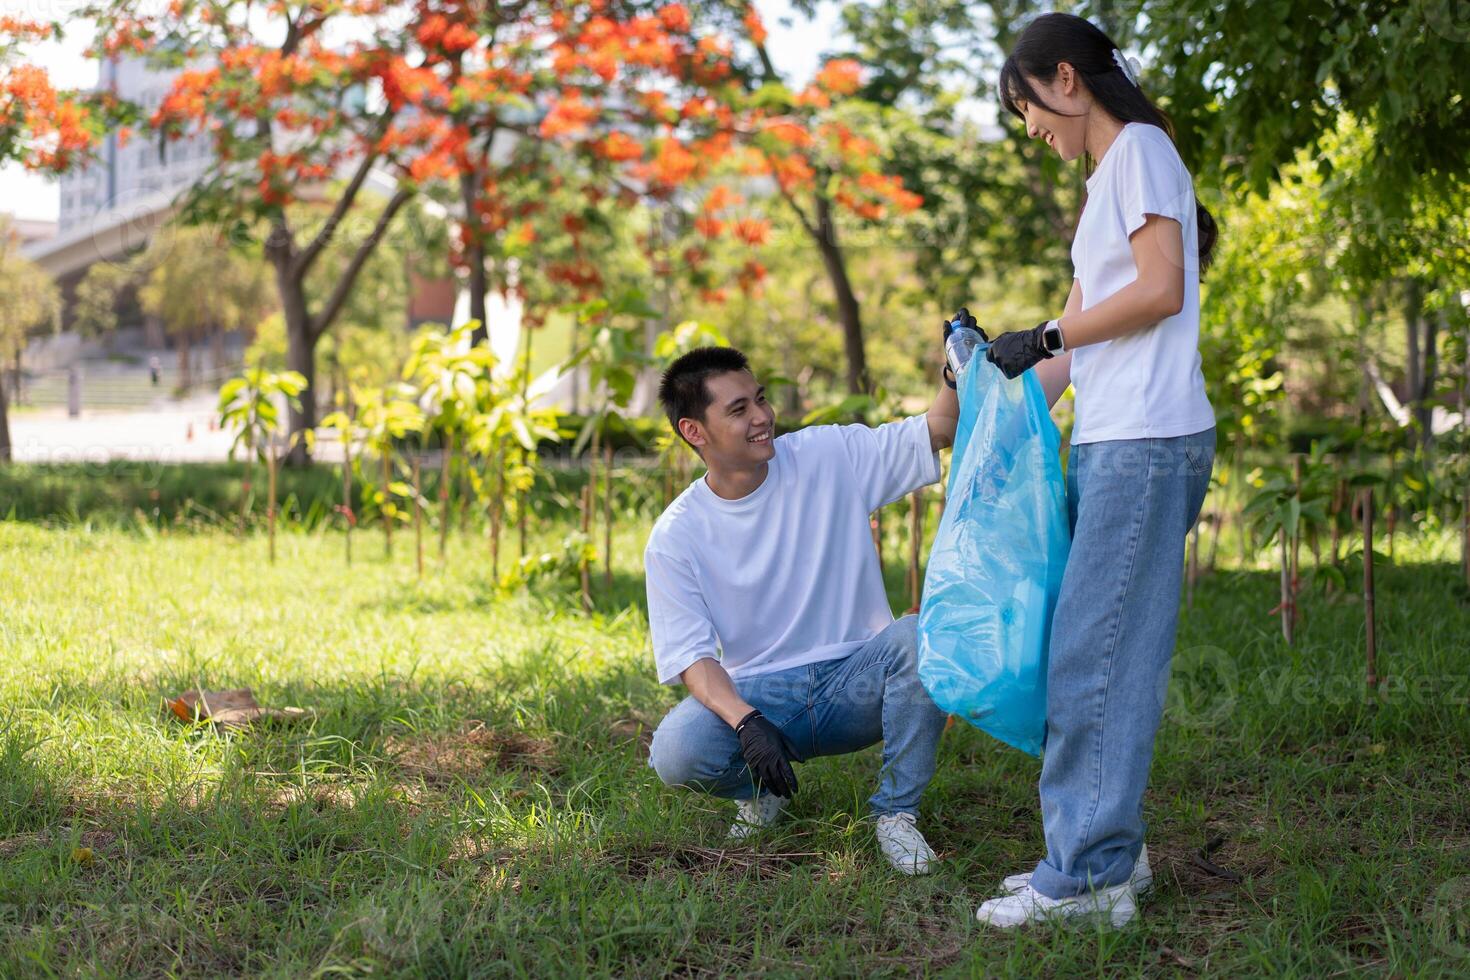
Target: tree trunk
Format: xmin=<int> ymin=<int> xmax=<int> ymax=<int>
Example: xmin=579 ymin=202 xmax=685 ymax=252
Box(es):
xmin=1405 ymin=280 xmax=1422 ymax=419
xmin=812 ymin=193 xmax=869 ymax=395
xmin=282 ymin=293 xmax=317 ymax=467
xmin=0 ymin=369 xmax=11 ymax=463
xmin=1421 ymin=309 xmax=1441 ymax=451
xmin=177 ymin=335 xmax=192 ymax=392
xmin=461 ymin=171 xmax=490 ymax=347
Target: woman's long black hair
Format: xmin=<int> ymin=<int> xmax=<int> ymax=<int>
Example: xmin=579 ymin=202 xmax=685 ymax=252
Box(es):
xmin=999 ymin=12 xmax=1217 ymax=270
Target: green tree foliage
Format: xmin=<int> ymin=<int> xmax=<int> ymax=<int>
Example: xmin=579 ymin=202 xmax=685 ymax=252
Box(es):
xmin=138 ymin=224 xmax=274 ymax=390
xmin=1122 ymin=0 xmax=1470 ymax=199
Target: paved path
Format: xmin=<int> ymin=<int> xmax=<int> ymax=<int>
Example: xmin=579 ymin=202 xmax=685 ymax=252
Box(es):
xmin=9 ymin=399 xmax=344 ymax=464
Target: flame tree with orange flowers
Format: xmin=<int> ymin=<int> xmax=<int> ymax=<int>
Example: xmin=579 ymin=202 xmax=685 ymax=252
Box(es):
xmin=711 ymin=5 xmax=924 ymax=395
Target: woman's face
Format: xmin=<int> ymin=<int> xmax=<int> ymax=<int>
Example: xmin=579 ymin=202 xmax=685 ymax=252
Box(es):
xmin=1015 ymin=65 xmax=1089 ymax=162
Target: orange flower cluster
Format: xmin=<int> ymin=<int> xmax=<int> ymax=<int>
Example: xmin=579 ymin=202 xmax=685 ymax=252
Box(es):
xmin=150 ymin=68 xmax=220 ymax=131
xmin=374 ymin=57 xmax=450 ymax=111
xmin=742 ymin=6 xmax=767 ymax=46
xmin=761 ymin=117 xmax=813 ymax=149
xmin=735 ymin=259 xmax=767 ymax=296
xmin=540 ymin=89 xmax=601 ymax=138
xmin=701 ymin=185 xmax=743 ymax=213
xmin=0 ymin=17 xmax=53 ymax=41
xmin=820 ymin=122 xmax=878 ymax=160
xmin=732 ymin=217 xmax=771 ymax=246
xmin=643 ymin=138 xmax=698 ymax=189
xmin=416 ymin=14 xmax=478 ymax=55
xmin=815 ymin=59 xmax=862 ymax=96
xmin=592 ymin=131 xmax=642 ymax=162
xmin=858 ymin=171 xmax=923 ymax=211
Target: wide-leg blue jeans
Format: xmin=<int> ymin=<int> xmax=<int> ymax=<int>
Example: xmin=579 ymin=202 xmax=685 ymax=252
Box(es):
xmin=1029 ymin=428 xmax=1215 ymax=898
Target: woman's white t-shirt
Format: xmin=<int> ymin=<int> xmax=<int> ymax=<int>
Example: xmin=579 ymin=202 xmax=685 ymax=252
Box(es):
xmin=1067 ymin=122 xmax=1214 ymax=444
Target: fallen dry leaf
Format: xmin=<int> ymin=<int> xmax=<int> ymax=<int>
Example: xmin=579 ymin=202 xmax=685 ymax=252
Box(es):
xmin=166 ymin=688 xmax=311 ymax=730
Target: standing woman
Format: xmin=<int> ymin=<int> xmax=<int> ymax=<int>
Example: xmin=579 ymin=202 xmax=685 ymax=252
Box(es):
xmin=974 ymin=13 xmax=1217 ymax=928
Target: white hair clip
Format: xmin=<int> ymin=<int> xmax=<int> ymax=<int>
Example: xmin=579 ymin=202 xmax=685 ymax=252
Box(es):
xmin=1112 ymin=48 xmax=1141 ymax=87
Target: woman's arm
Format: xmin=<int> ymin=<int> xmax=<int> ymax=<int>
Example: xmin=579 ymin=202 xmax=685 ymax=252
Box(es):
xmin=1056 ymin=214 xmax=1185 ymax=349
xmin=1035 ymin=279 xmax=1082 ymax=407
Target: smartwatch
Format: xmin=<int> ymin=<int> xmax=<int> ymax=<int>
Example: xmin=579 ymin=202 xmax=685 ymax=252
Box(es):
xmin=1041 ymin=319 xmax=1066 ymax=355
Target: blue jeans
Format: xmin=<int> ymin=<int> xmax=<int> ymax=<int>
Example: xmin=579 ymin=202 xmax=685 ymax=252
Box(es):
xmin=1029 ymin=428 xmax=1215 ymax=898
xmin=648 ymin=616 xmax=948 ymax=815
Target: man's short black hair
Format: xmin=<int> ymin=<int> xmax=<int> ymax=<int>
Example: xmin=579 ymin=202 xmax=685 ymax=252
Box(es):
xmin=658 ymin=346 xmax=751 ymax=447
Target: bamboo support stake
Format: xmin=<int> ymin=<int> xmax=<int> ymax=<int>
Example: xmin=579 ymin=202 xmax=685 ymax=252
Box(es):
xmin=490 ymin=451 xmax=503 ymax=583
xmin=1386 ymin=505 xmax=1397 ymax=562
xmin=342 ymin=440 xmax=352 ymax=566
xmin=1290 ymin=454 xmax=1304 ymax=616
xmin=1329 ymin=479 xmax=1344 ymax=568
xmin=382 ymin=453 xmax=393 ymax=558
xmin=580 ymin=481 xmax=593 ymax=611
xmin=518 ymin=483 xmax=528 ymax=558
xmin=1279 ymin=532 xmax=1293 ymax=645
xmin=266 ymin=438 xmax=278 ymax=566
xmin=438 ymin=432 xmax=453 ymax=563
xmin=1463 ymin=475 xmax=1469 ymax=590
xmin=603 ymin=443 xmax=614 ymax=592
xmin=1362 ymin=487 xmax=1378 ymax=695
xmin=413 ymin=457 xmax=424 ymax=580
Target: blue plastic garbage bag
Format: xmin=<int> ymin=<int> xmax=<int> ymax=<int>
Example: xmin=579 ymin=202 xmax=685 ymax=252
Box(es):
xmin=917 ymin=352 xmax=1070 ymax=757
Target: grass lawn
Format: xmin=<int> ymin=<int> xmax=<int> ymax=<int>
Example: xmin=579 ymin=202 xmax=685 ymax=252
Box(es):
xmin=2 ymin=516 xmax=1470 ymax=976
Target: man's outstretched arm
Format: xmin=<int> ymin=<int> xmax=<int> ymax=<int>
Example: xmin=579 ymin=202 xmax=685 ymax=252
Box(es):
xmin=926 ymin=377 xmax=959 ymax=452
xmin=680 ymin=657 xmax=755 ymax=728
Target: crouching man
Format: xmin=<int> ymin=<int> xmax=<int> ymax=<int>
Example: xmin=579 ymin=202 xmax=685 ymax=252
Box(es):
xmin=645 ymin=345 xmax=958 ymax=874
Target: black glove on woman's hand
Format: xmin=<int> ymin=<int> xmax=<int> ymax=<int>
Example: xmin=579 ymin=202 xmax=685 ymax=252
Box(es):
xmin=735 ymin=709 xmax=799 ymax=798
xmin=985 ymin=322 xmax=1052 ymax=379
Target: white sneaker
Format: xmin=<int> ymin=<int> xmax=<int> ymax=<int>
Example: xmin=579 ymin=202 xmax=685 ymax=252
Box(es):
xmin=976 ymin=881 xmax=1137 ymax=930
xmin=875 ymin=812 xmax=937 ymax=875
xmin=1000 ymin=844 xmax=1153 ymax=897
xmin=727 ymin=795 xmax=789 ymax=840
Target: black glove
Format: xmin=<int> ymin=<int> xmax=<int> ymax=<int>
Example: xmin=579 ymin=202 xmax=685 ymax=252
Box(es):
xmin=942 ymin=307 xmax=991 ymax=389
xmin=985 ymin=321 xmax=1052 ymax=379
xmin=735 ymin=709 xmax=799 ymax=798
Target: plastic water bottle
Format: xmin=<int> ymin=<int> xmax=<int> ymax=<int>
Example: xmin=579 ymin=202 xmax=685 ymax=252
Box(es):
xmin=944 ymin=316 xmax=986 ymax=380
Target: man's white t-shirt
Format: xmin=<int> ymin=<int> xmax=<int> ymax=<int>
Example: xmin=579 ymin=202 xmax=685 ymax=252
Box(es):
xmin=644 ymin=415 xmax=940 ymax=685
xmin=1068 ymin=122 xmax=1215 ymax=444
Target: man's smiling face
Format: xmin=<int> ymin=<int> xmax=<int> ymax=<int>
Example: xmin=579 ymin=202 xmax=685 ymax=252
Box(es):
xmin=679 ymin=369 xmax=776 ymax=467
